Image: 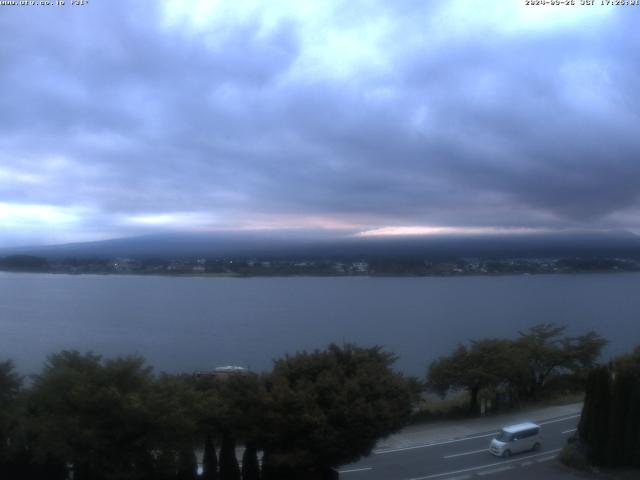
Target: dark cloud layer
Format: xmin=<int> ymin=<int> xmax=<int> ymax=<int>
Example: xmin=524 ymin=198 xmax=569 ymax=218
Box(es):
xmin=1 ymin=0 xmax=639 ymax=245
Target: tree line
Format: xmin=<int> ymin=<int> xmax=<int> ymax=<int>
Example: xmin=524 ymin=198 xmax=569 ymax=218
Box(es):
xmin=0 ymin=324 xmax=618 ymax=479
xmin=0 ymin=345 xmax=417 ymax=480
xmin=427 ymin=323 xmax=608 ymax=413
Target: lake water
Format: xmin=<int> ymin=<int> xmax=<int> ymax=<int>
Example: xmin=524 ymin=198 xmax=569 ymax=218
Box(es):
xmin=1 ymin=272 xmax=639 ymax=376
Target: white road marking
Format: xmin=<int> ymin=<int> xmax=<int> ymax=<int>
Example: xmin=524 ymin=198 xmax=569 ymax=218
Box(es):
xmin=404 ymin=448 xmax=562 ymax=480
xmin=521 ymin=461 xmax=533 ymax=466
xmin=338 ymin=467 xmax=373 ymax=474
xmin=538 ymin=414 xmax=580 ymax=426
xmin=375 ymin=413 xmax=580 ymax=455
xmin=444 ymin=475 xmax=472 ymax=480
xmin=443 ymin=448 xmax=489 ymax=459
xmin=375 ymin=432 xmax=498 ymax=455
xmin=562 ymin=428 xmax=577 ymax=434
xmin=477 ymin=466 xmax=513 ymax=475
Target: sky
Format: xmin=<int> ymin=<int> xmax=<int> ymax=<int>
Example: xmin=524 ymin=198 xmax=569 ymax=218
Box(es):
xmin=1 ymin=0 xmax=639 ymax=247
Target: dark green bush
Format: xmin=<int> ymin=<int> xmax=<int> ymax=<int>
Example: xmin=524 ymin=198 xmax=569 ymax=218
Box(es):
xmin=558 ymin=443 xmax=589 ymax=471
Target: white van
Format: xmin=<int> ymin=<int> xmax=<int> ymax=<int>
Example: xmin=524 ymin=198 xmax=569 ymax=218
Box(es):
xmin=489 ymin=422 xmax=542 ymax=458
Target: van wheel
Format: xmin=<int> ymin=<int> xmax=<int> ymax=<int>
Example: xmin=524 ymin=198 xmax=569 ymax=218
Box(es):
xmin=502 ymin=450 xmax=511 ymax=458
xmin=532 ymin=443 xmax=540 ymax=452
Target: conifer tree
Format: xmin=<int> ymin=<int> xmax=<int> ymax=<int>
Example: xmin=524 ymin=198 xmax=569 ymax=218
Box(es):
xmin=219 ymin=432 xmax=241 ymax=480
xmin=579 ymin=366 xmax=611 ymax=465
xmin=606 ymin=368 xmax=631 ymax=465
xmin=177 ymin=448 xmax=198 ymax=480
xmin=241 ymin=442 xmax=260 ymax=480
xmin=579 ymin=348 xmax=640 ymax=468
xmin=202 ymin=432 xmax=218 ymax=480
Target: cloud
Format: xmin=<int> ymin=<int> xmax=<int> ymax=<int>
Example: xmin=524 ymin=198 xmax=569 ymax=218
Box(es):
xmin=0 ymin=0 xmax=639 ymax=246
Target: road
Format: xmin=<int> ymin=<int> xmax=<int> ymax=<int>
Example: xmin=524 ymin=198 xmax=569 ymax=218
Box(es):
xmin=339 ymin=413 xmax=580 ymax=480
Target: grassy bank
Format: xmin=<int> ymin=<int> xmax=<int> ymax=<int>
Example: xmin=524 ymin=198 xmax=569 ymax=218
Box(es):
xmin=410 ymin=391 xmax=585 ymax=425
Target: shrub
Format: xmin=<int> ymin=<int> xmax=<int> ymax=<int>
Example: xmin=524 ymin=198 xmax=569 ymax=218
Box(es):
xmin=558 ymin=443 xmax=589 ymax=471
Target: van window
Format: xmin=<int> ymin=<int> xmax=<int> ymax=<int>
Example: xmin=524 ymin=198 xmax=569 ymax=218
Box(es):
xmin=520 ymin=428 xmax=539 ymax=438
xmin=496 ymin=430 xmax=513 ymax=442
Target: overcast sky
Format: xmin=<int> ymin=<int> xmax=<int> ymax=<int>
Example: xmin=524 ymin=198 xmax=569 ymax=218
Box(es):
xmin=1 ymin=0 xmax=639 ymax=247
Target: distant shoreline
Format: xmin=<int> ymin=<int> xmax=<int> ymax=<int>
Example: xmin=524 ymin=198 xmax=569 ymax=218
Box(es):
xmin=2 ymin=253 xmax=639 ymax=278
xmin=2 ymin=268 xmax=639 ymax=279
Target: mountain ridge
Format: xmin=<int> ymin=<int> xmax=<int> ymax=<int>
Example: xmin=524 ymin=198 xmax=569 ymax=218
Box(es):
xmin=2 ymin=229 xmax=640 ymax=260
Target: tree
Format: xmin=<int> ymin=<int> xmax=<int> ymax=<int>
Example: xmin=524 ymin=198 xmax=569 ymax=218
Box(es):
xmin=428 ymin=339 xmax=524 ymax=412
xmin=0 ymin=360 xmax=23 ymax=478
xmin=563 ymin=331 xmax=608 ymax=381
xmin=27 ymin=351 xmax=106 ymax=480
xmin=177 ymin=447 xmax=198 ymax=480
xmin=241 ymin=442 xmax=260 ymax=480
xmin=219 ymin=432 xmax=241 ymax=480
xmin=609 ymin=346 xmax=640 ymax=467
xmin=0 ymin=360 xmax=21 ymax=405
xmin=194 ymin=372 xmax=265 ymax=480
xmin=147 ymin=373 xmax=202 ymax=463
xmin=0 ymin=255 xmax=49 ymax=272
xmin=201 ymin=432 xmax=218 ymax=480
xmin=260 ymin=344 xmax=416 ymax=477
xmin=578 ymin=346 xmax=640 ymax=468
xmin=516 ymin=323 xmax=569 ymax=398
xmin=578 ymin=365 xmax=611 ymax=465
xmin=26 ymin=351 xmax=201 ymax=480
xmin=516 ymin=323 xmax=606 ymax=398
xmin=0 ymin=360 xmax=21 ymax=442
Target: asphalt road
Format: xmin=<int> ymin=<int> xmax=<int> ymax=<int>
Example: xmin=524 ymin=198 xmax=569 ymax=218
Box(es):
xmin=338 ymin=413 xmax=580 ymax=480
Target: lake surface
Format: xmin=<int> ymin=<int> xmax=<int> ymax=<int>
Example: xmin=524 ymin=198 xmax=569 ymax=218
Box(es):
xmin=1 ymin=272 xmax=639 ymax=376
